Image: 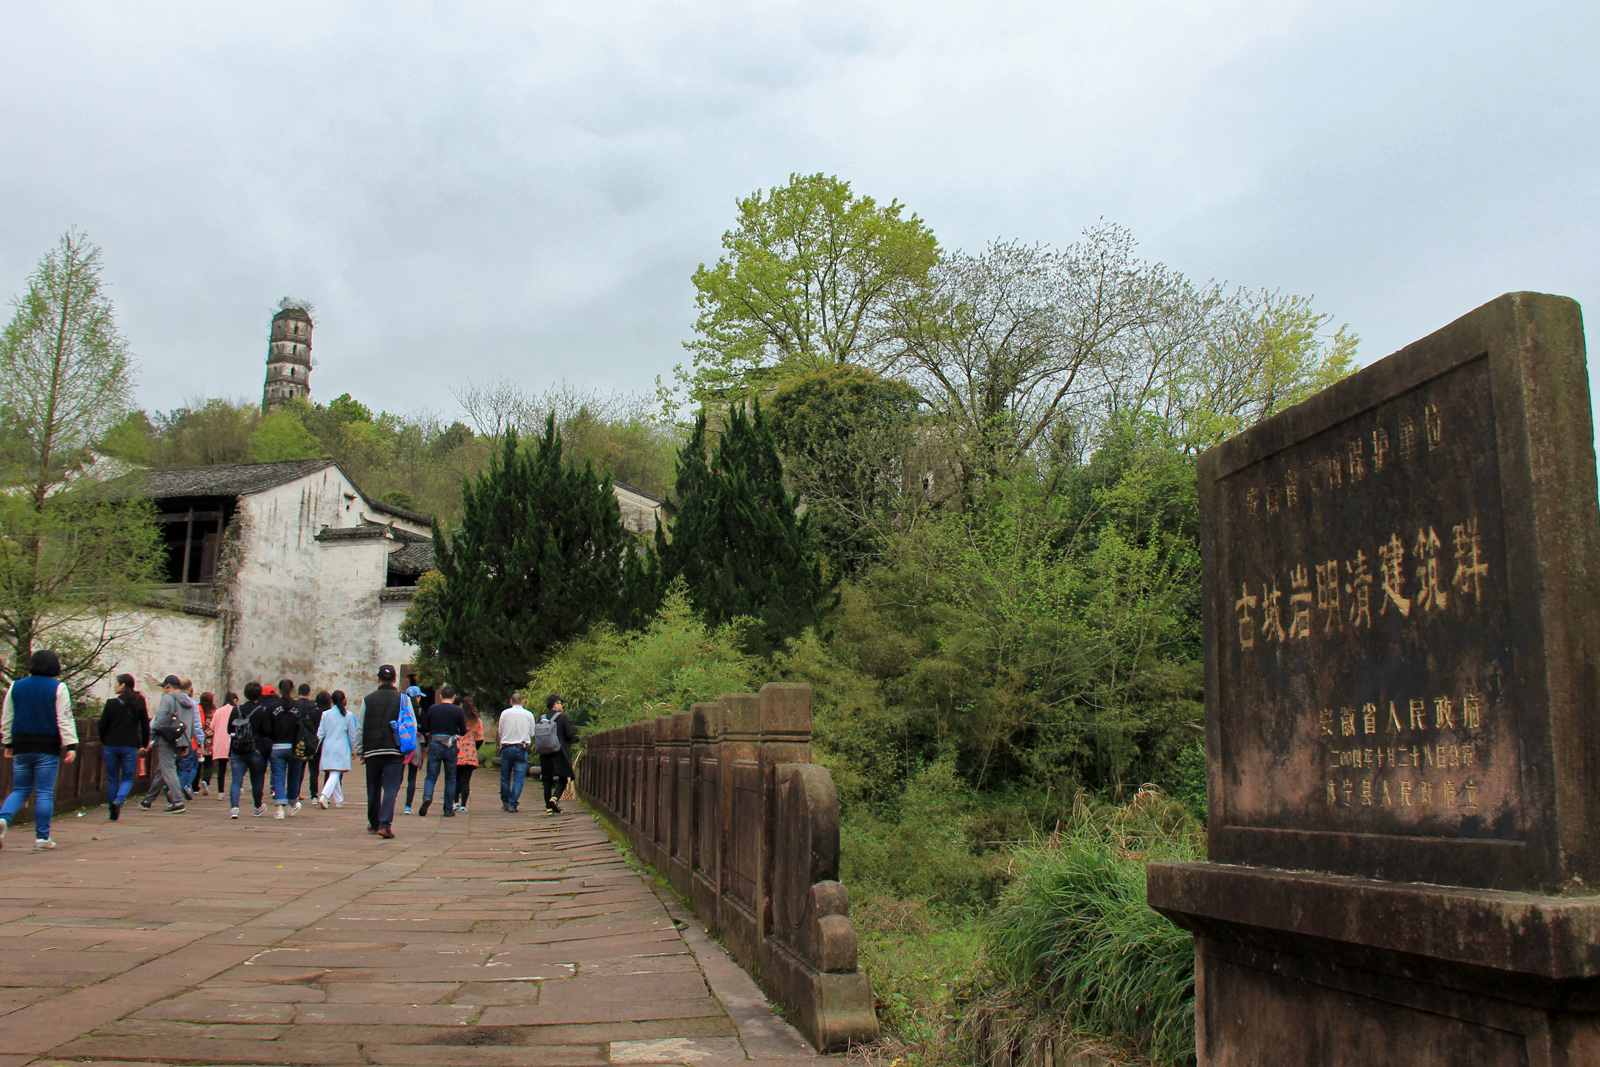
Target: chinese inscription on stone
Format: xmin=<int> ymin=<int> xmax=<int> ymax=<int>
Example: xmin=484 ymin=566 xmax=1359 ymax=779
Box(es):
xmin=1216 ymin=355 xmax=1519 ymax=840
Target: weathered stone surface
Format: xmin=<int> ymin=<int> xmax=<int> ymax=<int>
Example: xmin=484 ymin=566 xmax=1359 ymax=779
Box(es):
xmin=1197 ymin=292 xmax=1600 ymax=891
xmin=0 ymin=778 xmax=806 ymax=1063
xmin=580 ymin=683 xmax=879 ymax=1053
xmin=1152 ymin=292 xmax=1600 ymax=1066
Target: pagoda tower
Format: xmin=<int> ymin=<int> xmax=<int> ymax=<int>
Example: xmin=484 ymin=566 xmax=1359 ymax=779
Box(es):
xmin=263 ymin=306 xmax=313 ymax=410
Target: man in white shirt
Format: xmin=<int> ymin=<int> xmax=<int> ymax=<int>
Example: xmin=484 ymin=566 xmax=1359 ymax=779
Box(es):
xmin=497 ymin=692 xmax=536 ymax=813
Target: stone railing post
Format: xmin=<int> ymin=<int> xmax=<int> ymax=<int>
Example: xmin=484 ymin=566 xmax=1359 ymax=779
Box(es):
xmin=717 ymin=692 xmax=763 ymax=965
xmin=690 ymin=701 xmax=722 ymax=923
xmin=668 ymin=711 xmax=694 ymax=898
xmin=756 ymin=684 xmax=812 ymax=935
xmin=575 ymin=684 xmax=878 ymax=1053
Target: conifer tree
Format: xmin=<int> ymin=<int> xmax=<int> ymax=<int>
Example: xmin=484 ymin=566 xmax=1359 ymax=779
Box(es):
xmin=656 ymin=401 xmax=834 ymax=653
xmin=402 ymin=414 xmax=634 ymax=705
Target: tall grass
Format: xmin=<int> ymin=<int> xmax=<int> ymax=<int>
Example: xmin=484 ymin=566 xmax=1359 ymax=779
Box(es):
xmin=976 ymin=792 xmax=1200 ymax=1067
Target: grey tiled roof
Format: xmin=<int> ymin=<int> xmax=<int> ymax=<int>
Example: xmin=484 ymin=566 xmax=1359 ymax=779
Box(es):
xmin=368 ymin=498 xmax=435 ymax=526
xmin=129 ymin=459 xmax=336 ymax=500
xmin=387 ymin=540 xmax=435 ymax=576
xmin=316 ymin=526 xmax=390 ymax=542
xmin=612 ymin=480 xmax=665 ymax=505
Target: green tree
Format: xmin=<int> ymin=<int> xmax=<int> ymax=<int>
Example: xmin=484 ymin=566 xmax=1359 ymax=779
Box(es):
xmin=151 ymin=398 xmax=259 ymax=467
xmin=674 ymin=173 xmax=940 ymax=405
xmin=768 ymin=364 xmax=922 ymax=571
xmin=401 ymin=416 xmax=638 ymax=707
xmin=656 ymin=402 xmax=835 ymax=653
xmin=249 ymin=409 xmax=325 ymax=462
xmin=0 ymin=231 xmax=163 ymax=686
xmin=97 ymin=409 xmax=157 ymax=465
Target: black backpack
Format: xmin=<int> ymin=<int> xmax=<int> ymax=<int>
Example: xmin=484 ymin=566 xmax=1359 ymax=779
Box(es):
xmin=230 ymin=704 xmax=257 ymax=757
xmin=294 ymin=703 xmax=319 ymax=759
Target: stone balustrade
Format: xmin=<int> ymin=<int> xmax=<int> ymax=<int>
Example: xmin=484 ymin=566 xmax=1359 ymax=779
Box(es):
xmin=577 ymin=682 xmax=879 ymax=1053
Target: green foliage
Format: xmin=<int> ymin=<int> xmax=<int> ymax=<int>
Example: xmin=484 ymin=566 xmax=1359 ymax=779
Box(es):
xmin=98 ymin=410 xmax=157 ymax=465
xmin=840 ymin=759 xmax=1012 ymax=909
xmin=0 ymin=230 xmax=134 ymax=500
xmin=0 ymin=231 xmax=162 ymax=684
xmin=249 ymin=409 xmax=326 ymax=462
xmin=146 ymin=398 xmax=259 ymax=468
xmin=557 ymin=403 xmax=681 ymax=499
xmin=528 ymin=578 xmax=757 ymax=734
xmin=794 ymin=455 xmax=1202 ymax=801
xmin=1166 ymin=739 xmax=1207 ymax=821
xmin=0 ymin=492 xmax=165 ymax=689
xmin=397 ymin=569 xmax=448 ymax=686
xmin=325 ymin=392 xmax=372 ymax=424
xmin=455 ymin=379 xmax=682 ymax=500
xmin=655 ymin=402 xmax=836 ymax=654
xmin=979 ymin=795 xmax=1200 ymax=1067
xmin=768 ymin=365 xmax=922 ymax=571
xmin=851 ymin=895 xmax=983 ymax=1061
xmin=404 ymin=417 xmax=638 ymax=709
xmin=674 ymin=172 xmax=939 ymax=405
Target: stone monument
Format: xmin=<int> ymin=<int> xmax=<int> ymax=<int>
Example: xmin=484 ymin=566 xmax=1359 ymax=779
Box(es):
xmin=1148 ymin=292 xmax=1600 ymax=1064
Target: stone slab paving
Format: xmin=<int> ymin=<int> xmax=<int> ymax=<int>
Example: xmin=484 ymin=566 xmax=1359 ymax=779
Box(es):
xmin=0 ymin=786 xmax=823 ymax=1067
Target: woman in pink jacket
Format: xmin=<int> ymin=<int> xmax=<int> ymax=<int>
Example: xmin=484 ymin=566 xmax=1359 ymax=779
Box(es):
xmin=210 ymin=692 xmax=235 ymax=799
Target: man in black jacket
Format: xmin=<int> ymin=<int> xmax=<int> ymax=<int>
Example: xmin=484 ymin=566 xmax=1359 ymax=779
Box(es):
xmin=353 ymin=665 xmax=404 ymax=838
xmin=417 ymin=685 xmax=465 ymax=818
xmin=227 ymin=682 xmax=271 ymax=818
xmin=293 ymin=683 xmax=321 ymax=803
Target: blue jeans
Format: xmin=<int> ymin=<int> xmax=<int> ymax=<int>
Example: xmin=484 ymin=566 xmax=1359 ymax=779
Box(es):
xmin=230 ymin=751 xmax=266 ymax=809
xmin=499 ymin=745 xmax=528 ymax=808
xmin=103 ymin=746 xmax=138 ymax=806
xmin=269 ymin=743 xmax=294 ymax=804
xmin=422 ymin=737 xmax=457 ymax=809
xmin=174 ymin=749 xmax=198 ymax=796
xmin=1 ymin=752 xmax=61 ymax=841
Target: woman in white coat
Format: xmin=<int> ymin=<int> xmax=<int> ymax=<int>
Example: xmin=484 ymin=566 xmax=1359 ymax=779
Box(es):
xmin=314 ymin=690 xmax=357 ymax=808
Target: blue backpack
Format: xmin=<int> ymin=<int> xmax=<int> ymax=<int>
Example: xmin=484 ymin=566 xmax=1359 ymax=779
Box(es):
xmin=391 ymin=700 xmax=419 ymax=756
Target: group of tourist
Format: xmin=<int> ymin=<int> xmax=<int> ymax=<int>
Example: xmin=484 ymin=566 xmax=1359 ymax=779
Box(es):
xmin=0 ymin=654 xmax=576 ymax=851
xmin=352 ymin=666 xmax=574 ymax=839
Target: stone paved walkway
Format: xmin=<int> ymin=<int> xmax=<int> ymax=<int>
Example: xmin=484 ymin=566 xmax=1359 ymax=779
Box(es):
xmin=0 ymin=786 xmax=822 ymax=1067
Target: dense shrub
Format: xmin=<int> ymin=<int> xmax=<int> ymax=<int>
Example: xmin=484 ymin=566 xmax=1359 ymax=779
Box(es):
xmin=977 ymin=793 xmax=1201 ymax=1067
xmin=527 ymin=578 xmax=757 ymax=733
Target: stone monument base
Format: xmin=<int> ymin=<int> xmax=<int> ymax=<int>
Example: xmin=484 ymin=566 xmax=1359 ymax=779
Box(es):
xmin=1148 ymin=862 xmax=1600 ymax=1066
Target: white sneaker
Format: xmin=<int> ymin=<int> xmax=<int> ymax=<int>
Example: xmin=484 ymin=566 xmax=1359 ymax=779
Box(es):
xmin=33 ymin=838 xmax=56 ymax=851
xmin=334 ymin=801 xmax=344 ymax=808
xmin=230 ymin=807 xmax=240 ymax=819
xmin=291 ymin=802 xmax=302 ymax=814
xmin=254 ymin=805 xmax=266 ymax=817
xmin=200 ymin=782 xmax=210 ymax=795
xmin=0 ymin=818 xmax=8 ymax=845
xmin=315 ymin=796 xmax=328 ymax=810
xmin=275 ymin=806 xmax=285 ymax=820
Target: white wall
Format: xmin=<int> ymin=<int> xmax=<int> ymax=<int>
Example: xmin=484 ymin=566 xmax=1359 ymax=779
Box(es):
xmin=86 ymin=608 xmax=223 ymax=702
xmin=69 ymin=463 xmax=428 ymax=705
xmin=222 ymin=466 xmax=368 ymax=693
xmin=313 ymin=532 xmax=402 ymax=703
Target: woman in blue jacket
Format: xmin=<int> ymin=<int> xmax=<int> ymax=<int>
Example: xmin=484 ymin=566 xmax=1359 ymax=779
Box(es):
xmin=313 ymin=690 xmax=356 ymax=808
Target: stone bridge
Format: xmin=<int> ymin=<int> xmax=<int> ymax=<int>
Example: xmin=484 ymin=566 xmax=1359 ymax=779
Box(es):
xmin=0 ymin=685 xmax=876 ymax=1067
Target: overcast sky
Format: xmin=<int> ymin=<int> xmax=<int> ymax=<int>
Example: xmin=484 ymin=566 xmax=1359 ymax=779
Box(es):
xmin=2 ymin=2 xmax=1596 ymax=430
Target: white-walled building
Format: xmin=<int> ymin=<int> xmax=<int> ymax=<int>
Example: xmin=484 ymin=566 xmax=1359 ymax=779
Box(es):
xmin=99 ymin=458 xmax=672 ymax=702
xmin=103 ymin=458 xmax=433 ymax=701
